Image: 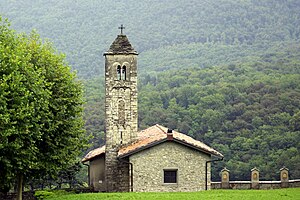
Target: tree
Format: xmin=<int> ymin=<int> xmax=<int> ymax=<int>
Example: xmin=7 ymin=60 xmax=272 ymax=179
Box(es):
xmin=0 ymin=17 xmax=87 ymax=199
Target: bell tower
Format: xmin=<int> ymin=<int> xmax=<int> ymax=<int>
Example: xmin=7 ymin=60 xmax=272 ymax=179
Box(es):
xmin=104 ymin=26 xmax=138 ymax=192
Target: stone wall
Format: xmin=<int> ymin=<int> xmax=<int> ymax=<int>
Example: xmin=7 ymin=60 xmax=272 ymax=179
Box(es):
xmin=104 ymin=53 xmax=138 ymax=192
xmin=130 ymin=141 xmax=211 ymax=192
xmin=105 ymin=147 xmax=130 ymax=192
xmin=211 ymin=180 xmax=300 ymax=189
xmin=104 ymin=54 xmax=138 ymax=148
xmin=212 ymin=167 xmax=300 ymax=189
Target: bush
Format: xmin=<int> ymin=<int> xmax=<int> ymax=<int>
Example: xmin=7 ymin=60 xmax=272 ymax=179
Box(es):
xmin=35 ymin=191 xmax=55 ymax=200
xmin=35 ymin=190 xmax=71 ymax=200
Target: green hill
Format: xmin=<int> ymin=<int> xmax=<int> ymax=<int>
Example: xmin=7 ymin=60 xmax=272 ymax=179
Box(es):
xmin=1 ymin=0 xmax=299 ymax=77
xmin=1 ymin=0 xmax=300 ymax=181
xmin=83 ymin=44 xmax=300 ymax=180
xmin=138 ymin=45 xmax=300 ymax=180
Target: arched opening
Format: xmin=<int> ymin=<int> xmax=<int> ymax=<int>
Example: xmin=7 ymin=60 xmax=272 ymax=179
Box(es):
xmin=122 ymin=66 xmax=126 ymax=80
xmin=117 ymin=65 xmax=121 ymax=80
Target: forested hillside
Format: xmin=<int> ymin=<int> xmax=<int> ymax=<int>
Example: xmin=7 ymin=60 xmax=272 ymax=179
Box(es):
xmin=1 ymin=0 xmax=299 ymax=77
xmin=139 ymin=46 xmax=300 ymax=180
xmin=1 ymin=0 xmax=300 ymax=181
xmin=84 ymin=45 xmax=300 ymax=180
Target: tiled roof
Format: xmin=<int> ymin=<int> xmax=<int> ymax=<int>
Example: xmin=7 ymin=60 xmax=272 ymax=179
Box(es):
xmin=118 ymin=125 xmax=167 ymax=157
xmin=82 ymin=124 xmax=223 ymax=162
xmin=104 ymin=35 xmax=137 ymax=55
xmin=118 ymin=124 xmax=223 ymax=158
xmin=82 ymin=145 xmax=105 ymax=162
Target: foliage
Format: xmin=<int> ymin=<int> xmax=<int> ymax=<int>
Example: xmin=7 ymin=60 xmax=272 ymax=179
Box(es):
xmin=35 ymin=190 xmax=71 ymax=200
xmin=0 ymin=0 xmax=299 ymax=78
xmin=27 ymin=162 xmax=87 ymax=190
xmin=82 ymin=77 xmax=105 ymax=153
xmin=44 ymin=188 xmax=300 ymax=200
xmin=0 ymin=17 xmax=87 ymax=193
xmin=84 ymin=46 xmax=300 ymax=181
xmin=35 ymin=191 xmax=55 ymax=200
xmin=138 ymin=47 xmax=300 ymax=181
xmin=2 ymin=0 xmax=300 ymax=183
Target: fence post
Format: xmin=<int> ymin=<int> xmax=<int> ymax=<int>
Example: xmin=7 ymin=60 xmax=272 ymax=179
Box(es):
xmin=280 ymin=167 xmax=289 ymax=188
xmin=221 ymin=167 xmax=230 ymax=189
xmin=251 ymin=167 xmax=260 ymax=189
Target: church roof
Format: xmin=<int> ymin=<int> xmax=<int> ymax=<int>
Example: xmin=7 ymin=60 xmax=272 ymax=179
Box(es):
xmin=104 ymin=34 xmax=138 ymax=55
xmin=82 ymin=145 xmax=105 ymax=162
xmin=82 ymin=124 xmax=223 ymax=162
xmin=118 ymin=124 xmax=223 ymax=158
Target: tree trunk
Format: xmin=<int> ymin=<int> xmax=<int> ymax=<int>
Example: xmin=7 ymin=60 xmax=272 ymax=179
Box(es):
xmin=16 ymin=174 xmax=23 ymax=200
xmin=29 ymin=183 xmax=34 ymax=192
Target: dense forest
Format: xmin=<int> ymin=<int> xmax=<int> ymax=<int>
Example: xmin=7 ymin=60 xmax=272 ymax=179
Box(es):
xmin=84 ymin=45 xmax=300 ymax=181
xmin=138 ymin=48 xmax=300 ymax=181
xmin=1 ymin=0 xmax=299 ymax=181
xmin=1 ymin=0 xmax=300 ymax=77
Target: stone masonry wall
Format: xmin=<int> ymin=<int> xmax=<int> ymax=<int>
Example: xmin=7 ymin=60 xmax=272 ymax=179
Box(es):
xmin=212 ymin=166 xmax=300 ymax=190
xmin=105 ymin=148 xmax=129 ymax=192
xmin=105 ymin=54 xmax=138 ymax=147
xmin=211 ymin=180 xmax=300 ymax=189
xmin=104 ymin=53 xmax=138 ymax=192
xmin=130 ymin=141 xmax=211 ymax=192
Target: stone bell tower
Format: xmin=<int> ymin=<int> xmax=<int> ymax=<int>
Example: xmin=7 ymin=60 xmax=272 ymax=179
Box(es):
xmin=104 ymin=25 xmax=138 ymax=192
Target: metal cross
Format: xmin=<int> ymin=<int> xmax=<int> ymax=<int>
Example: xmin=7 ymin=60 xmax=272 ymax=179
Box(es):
xmin=118 ymin=24 xmax=125 ymax=35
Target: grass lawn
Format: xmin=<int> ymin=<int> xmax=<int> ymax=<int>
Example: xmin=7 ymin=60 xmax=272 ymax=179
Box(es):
xmin=44 ymin=188 xmax=300 ymax=200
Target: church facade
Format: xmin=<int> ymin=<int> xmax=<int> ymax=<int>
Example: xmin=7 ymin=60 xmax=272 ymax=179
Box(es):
xmin=82 ymin=32 xmax=223 ymax=192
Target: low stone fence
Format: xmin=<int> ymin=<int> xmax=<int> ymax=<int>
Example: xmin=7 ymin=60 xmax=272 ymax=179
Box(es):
xmin=212 ymin=179 xmax=300 ymax=189
xmin=211 ymin=166 xmax=300 ymax=189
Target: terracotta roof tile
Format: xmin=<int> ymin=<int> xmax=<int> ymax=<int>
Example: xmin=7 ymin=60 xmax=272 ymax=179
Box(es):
xmin=118 ymin=124 xmax=166 ymax=156
xmin=170 ymin=127 xmax=223 ymax=157
xmin=82 ymin=124 xmax=223 ymax=162
xmin=82 ymin=145 xmax=105 ymax=162
xmin=118 ymin=124 xmax=223 ymax=158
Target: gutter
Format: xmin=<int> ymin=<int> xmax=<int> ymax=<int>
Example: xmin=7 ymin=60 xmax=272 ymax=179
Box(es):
xmin=205 ymin=157 xmax=223 ymax=190
xmin=118 ymin=157 xmax=133 ymax=192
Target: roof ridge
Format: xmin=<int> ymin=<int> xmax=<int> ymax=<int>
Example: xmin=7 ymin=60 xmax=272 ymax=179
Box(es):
xmin=155 ymin=124 xmax=167 ymax=135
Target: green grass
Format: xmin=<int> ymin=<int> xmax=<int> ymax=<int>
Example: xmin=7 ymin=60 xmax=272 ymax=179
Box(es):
xmin=44 ymin=188 xmax=300 ymax=200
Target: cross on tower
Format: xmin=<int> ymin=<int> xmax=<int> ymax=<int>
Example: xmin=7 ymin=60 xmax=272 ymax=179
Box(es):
xmin=118 ymin=24 xmax=125 ymax=35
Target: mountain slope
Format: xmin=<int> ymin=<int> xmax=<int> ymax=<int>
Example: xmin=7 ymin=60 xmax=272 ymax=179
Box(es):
xmin=83 ymin=45 xmax=300 ymax=180
xmin=1 ymin=0 xmax=299 ymax=77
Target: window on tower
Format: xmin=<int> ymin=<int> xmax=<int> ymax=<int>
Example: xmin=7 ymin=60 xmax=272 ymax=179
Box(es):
xmin=118 ymin=100 xmax=125 ymax=125
xmin=122 ymin=66 xmax=126 ymax=80
xmin=117 ymin=65 xmax=121 ymax=80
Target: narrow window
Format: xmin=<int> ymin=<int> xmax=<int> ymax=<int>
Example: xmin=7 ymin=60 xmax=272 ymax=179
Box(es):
xmin=122 ymin=66 xmax=126 ymax=80
xmin=117 ymin=65 xmax=121 ymax=80
xmin=118 ymin=100 xmax=125 ymax=125
xmin=120 ymin=131 xmax=123 ymax=144
xmin=164 ymin=169 xmax=177 ymax=183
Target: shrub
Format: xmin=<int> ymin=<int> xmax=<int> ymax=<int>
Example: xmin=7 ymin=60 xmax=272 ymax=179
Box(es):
xmin=35 ymin=191 xmax=55 ymax=200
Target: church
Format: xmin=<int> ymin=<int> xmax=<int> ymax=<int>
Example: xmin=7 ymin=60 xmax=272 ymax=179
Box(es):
xmin=82 ymin=28 xmax=223 ymax=192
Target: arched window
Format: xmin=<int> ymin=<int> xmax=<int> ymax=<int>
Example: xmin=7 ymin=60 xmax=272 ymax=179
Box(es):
xmin=117 ymin=65 xmax=121 ymax=80
xmin=122 ymin=66 xmax=126 ymax=80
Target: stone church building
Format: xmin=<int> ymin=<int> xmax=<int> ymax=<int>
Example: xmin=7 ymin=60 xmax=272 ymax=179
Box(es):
xmin=82 ymin=31 xmax=223 ymax=192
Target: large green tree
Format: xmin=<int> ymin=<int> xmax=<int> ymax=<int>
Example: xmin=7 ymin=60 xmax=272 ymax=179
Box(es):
xmin=0 ymin=17 xmax=87 ymax=199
